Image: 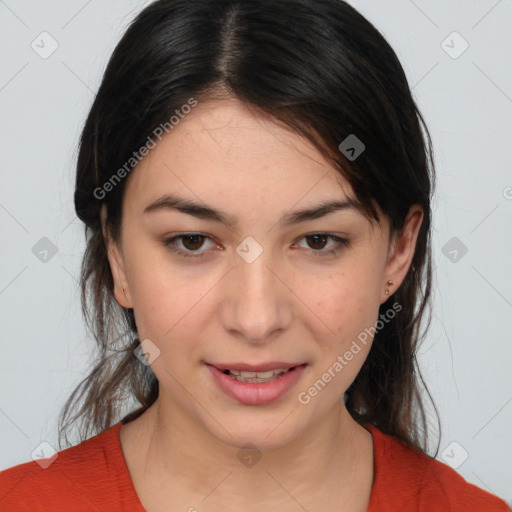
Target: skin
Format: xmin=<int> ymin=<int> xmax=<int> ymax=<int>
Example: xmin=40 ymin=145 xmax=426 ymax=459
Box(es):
xmin=103 ymin=96 xmax=423 ymax=512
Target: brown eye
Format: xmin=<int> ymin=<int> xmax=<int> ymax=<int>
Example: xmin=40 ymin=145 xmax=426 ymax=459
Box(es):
xmin=305 ymin=234 xmax=329 ymax=250
xmin=162 ymin=233 xmax=216 ymax=258
xmin=181 ymin=234 xmax=206 ymax=251
xmin=295 ymin=233 xmax=349 ymax=257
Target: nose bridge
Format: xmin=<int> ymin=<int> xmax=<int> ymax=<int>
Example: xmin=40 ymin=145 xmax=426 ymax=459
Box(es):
xmin=224 ymin=239 xmax=291 ymax=341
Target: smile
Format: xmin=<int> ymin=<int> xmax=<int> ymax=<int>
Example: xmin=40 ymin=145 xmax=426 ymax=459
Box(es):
xmin=206 ymin=363 xmax=307 ymax=405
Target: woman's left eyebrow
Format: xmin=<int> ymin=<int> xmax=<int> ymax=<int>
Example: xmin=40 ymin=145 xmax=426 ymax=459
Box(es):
xmin=143 ymin=193 xmax=363 ymax=227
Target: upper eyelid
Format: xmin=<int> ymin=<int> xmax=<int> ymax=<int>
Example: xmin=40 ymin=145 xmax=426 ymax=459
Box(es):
xmin=169 ymin=233 xmax=219 ymax=250
xmin=167 ymin=232 xmax=345 ymax=242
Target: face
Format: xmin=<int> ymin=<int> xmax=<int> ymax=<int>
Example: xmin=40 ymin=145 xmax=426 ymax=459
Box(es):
xmin=104 ymin=97 xmax=422 ymax=449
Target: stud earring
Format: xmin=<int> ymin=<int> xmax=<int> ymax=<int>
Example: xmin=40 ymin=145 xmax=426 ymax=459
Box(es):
xmin=385 ymin=280 xmax=394 ymax=295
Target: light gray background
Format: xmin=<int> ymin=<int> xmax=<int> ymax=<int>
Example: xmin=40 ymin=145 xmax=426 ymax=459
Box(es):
xmin=1 ymin=0 xmax=511 ymax=505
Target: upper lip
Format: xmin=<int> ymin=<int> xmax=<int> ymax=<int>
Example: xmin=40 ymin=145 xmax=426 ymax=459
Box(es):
xmin=207 ymin=362 xmax=305 ymax=372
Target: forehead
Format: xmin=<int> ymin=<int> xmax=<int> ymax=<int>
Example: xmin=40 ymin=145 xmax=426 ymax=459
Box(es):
xmin=123 ymin=98 xmax=359 ymax=219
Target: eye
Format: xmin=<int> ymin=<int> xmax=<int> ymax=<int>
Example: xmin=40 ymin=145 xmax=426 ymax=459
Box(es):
xmin=294 ymin=233 xmax=349 ymax=257
xmin=162 ymin=233 xmax=217 ymax=258
xmin=162 ymin=232 xmax=350 ymax=259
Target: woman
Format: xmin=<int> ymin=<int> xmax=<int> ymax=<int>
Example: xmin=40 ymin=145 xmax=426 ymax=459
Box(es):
xmin=0 ymin=0 xmax=509 ymax=510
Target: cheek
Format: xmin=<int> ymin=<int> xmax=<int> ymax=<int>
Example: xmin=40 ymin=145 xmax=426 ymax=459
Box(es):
xmin=300 ymin=284 xmax=376 ymax=403
xmin=301 ymin=268 xmax=382 ymax=390
xmin=309 ymin=267 xmax=381 ymax=338
xmin=125 ymin=248 xmax=220 ymax=345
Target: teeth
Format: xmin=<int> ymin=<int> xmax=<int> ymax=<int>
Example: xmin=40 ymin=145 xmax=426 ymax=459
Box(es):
xmin=239 ymin=369 xmax=287 ymax=378
xmin=225 ymin=368 xmax=290 ymax=382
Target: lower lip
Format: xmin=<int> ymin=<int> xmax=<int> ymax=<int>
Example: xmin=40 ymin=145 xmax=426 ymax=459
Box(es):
xmin=206 ymin=364 xmax=307 ymax=405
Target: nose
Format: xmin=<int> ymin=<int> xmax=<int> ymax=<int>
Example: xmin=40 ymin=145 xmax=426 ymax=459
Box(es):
xmin=220 ymin=249 xmax=293 ymax=344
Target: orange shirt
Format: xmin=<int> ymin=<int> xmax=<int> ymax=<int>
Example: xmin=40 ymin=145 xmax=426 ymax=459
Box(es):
xmin=0 ymin=422 xmax=509 ymax=511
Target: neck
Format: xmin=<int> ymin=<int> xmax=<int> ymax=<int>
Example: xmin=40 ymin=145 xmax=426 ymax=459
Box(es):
xmin=124 ymin=394 xmax=374 ymax=510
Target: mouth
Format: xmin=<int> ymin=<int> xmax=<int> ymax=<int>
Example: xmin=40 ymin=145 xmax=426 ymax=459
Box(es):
xmin=206 ymin=363 xmax=307 ymax=405
xmin=205 ymin=362 xmax=307 ymax=404
xmin=219 ymin=367 xmax=299 ymax=383
xmin=208 ymin=362 xmax=305 ymax=383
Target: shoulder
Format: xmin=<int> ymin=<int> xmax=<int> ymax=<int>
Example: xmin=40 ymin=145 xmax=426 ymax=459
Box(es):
xmin=0 ymin=422 xmax=139 ymax=512
xmin=365 ymin=424 xmax=510 ymax=512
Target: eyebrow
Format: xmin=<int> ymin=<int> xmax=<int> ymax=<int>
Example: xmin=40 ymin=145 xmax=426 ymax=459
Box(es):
xmin=143 ymin=193 xmax=364 ymax=227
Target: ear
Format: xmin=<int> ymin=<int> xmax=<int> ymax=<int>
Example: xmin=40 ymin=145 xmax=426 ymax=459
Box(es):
xmin=380 ymin=204 xmax=424 ymax=304
xmin=101 ymin=204 xmax=133 ymax=309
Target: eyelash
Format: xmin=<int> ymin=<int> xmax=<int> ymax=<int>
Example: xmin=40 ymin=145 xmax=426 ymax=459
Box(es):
xmin=161 ymin=233 xmax=349 ymax=259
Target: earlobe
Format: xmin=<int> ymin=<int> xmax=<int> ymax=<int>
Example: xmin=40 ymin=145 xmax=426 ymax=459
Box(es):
xmin=101 ymin=205 xmax=133 ymax=309
xmin=381 ymin=204 xmax=424 ymax=303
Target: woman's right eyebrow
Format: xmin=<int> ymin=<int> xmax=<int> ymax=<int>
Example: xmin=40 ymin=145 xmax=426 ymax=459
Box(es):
xmin=143 ymin=193 xmax=364 ymax=227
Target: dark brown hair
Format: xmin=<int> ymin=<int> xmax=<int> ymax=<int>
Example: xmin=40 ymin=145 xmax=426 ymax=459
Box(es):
xmin=61 ymin=0 xmax=439 ymax=454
